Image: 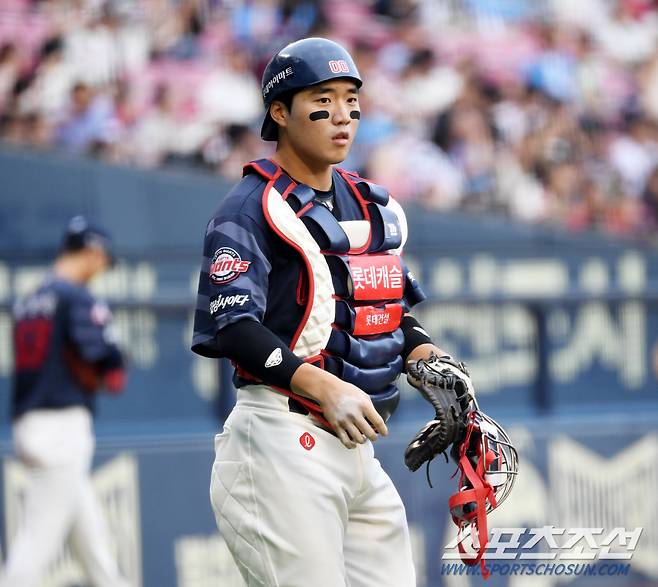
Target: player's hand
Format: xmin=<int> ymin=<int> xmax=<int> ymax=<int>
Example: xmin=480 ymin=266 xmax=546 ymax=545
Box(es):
xmin=320 ymin=379 xmax=388 ymax=449
xmin=291 ymin=364 xmax=388 ymax=449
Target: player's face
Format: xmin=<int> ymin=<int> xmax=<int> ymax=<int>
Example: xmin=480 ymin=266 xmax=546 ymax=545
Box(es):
xmin=84 ymin=247 xmax=111 ymax=281
xmin=285 ymin=80 xmax=360 ymax=165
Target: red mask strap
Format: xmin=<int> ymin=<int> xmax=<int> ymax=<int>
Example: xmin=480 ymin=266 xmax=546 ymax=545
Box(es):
xmin=448 ymin=430 xmax=497 ymax=579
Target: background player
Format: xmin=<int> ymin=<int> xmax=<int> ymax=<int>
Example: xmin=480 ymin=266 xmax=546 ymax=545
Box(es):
xmin=0 ymin=216 xmax=130 ymax=587
xmin=191 ymin=37 xmax=474 ymax=586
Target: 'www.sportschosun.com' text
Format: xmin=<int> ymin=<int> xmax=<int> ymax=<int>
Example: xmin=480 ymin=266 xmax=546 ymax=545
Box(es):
xmin=441 ymin=562 xmax=631 ymax=577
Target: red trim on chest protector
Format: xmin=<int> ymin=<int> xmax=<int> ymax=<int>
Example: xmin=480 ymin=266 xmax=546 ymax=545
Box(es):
xmin=259 ymin=169 xmax=314 ymax=354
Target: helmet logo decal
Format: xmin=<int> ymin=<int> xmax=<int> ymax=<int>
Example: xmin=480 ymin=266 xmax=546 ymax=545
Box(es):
xmin=263 ymin=66 xmax=294 ymax=98
xmin=328 ymin=59 xmax=350 ymax=73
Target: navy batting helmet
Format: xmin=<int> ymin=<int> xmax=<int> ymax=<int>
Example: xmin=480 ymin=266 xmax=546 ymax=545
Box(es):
xmin=60 ymin=215 xmax=116 ymax=265
xmin=260 ymin=37 xmax=362 ymax=141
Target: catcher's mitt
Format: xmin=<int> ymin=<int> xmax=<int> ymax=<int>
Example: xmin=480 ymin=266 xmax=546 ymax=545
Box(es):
xmin=404 ymin=353 xmax=475 ymax=473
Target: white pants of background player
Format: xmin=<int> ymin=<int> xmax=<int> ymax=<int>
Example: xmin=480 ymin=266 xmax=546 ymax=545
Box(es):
xmin=0 ymin=406 xmax=129 ymax=587
xmin=210 ymin=385 xmax=416 ymax=587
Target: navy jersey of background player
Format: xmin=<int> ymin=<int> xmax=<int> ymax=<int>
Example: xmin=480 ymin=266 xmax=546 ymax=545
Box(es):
xmin=12 ymin=275 xmax=123 ymax=419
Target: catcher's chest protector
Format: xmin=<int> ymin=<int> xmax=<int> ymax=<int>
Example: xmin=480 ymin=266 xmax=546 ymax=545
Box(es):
xmin=244 ymin=158 xmax=421 ymax=421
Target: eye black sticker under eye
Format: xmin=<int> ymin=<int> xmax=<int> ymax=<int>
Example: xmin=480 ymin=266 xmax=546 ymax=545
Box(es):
xmin=309 ymin=111 xmax=330 ymax=121
xmin=350 ymin=111 xmax=361 ymax=120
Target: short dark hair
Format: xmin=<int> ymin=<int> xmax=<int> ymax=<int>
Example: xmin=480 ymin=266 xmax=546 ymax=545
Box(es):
xmin=265 ymin=89 xmax=298 ymax=140
xmin=275 ymin=89 xmax=296 ymax=112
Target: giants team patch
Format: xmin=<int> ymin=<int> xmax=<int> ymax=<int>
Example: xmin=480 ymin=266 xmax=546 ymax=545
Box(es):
xmin=209 ymin=289 xmax=252 ymax=317
xmin=209 ymin=247 xmax=251 ymax=285
xmin=299 ymin=432 xmax=315 ymax=451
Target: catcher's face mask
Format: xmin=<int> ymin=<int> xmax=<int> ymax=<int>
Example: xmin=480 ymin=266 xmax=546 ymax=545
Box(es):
xmin=448 ymin=410 xmax=518 ymax=578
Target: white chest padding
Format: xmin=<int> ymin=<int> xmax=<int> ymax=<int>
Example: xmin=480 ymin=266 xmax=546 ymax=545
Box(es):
xmin=337 ymin=198 xmax=407 ymax=254
xmin=264 ymin=185 xmax=335 ymax=358
xmin=385 ymin=196 xmax=408 ymax=254
xmin=339 ymin=220 xmax=370 ymax=250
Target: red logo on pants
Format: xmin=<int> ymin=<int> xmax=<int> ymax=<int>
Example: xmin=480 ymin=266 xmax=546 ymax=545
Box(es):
xmin=300 ymin=432 xmax=315 ymax=451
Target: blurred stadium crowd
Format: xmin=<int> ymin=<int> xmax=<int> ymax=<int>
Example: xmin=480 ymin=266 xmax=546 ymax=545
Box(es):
xmin=2 ymin=0 xmax=658 ymax=241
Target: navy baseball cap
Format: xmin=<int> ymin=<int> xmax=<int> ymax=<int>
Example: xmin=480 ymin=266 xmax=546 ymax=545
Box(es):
xmin=60 ymin=215 xmax=115 ymax=265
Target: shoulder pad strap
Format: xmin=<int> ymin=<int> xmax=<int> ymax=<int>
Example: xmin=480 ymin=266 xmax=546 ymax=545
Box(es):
xmin=335 ymin=168 xmax=390 ymax=205
xmin=287 ymin=184 xmax=316 ymax=212
xmin=356 ymin=180 xmax=389 ymax=206
xmin=335 ymin=167 xmax=361 ymax=182
xmin=274 ymin=174 xmax=295 ymax=196
xmin=243 ymin=159 xmax=279 ymax=180
xmin=299 ymin=204 xmax=350 ymax=253
xmin=367 ymin=202 xmax=403 ymax=253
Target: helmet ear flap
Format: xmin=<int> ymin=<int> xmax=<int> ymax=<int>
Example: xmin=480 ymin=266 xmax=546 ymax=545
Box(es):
xmin=261 ymin=111 xmax=279 ymax=141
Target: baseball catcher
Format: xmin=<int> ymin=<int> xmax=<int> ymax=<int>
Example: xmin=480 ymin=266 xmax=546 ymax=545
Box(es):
xmin=405 ymin=353 xmax=518 ymax=578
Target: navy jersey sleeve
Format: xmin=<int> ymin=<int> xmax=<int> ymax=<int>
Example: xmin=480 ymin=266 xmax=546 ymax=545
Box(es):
xmin=66 ymin=291 xmax=123 ymax=370
xmin=191 ymin=208 xmax=272 ymax=358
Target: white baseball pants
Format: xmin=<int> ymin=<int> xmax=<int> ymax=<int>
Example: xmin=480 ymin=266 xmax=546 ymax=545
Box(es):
xmin=210 ymin=385 xmax=416 ymax=587
xmin=0 ymin=407 xmax=129 ymax=587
